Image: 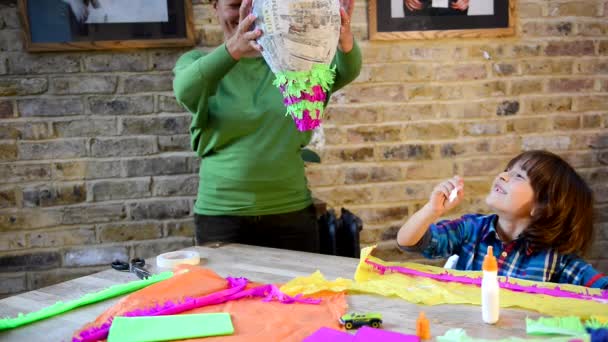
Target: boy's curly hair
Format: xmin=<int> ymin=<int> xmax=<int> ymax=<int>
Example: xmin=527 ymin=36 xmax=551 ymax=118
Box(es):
xmin=506 ymin=150 xmax=594 ymax=255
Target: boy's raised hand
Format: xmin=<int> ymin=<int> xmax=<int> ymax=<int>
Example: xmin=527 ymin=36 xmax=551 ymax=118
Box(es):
xmin=429 ymin=176 xmax=464 ymax=215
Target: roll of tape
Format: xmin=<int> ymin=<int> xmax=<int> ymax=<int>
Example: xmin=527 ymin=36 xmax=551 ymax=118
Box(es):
xmin=156 ymin=250 xmax=200 ymax=269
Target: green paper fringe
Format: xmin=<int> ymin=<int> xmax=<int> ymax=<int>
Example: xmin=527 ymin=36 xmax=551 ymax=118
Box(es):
xmin=0 ymin=271 xmax=173 ymax=331
xmin=273 ymin=64 xmax=335 ymax=121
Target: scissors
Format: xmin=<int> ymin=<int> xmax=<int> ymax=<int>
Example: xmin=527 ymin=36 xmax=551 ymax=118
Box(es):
xmin=111 ymin=257 xmax=152 ymax=279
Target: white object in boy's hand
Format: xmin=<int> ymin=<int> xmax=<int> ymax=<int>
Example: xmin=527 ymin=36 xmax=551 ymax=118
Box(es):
xmin=448 ymin=187 xmax=458 ymax=202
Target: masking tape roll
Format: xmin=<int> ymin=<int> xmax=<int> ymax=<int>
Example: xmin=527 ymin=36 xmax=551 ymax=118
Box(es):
xmin=156 ymin=250 xmax=200 ymax=269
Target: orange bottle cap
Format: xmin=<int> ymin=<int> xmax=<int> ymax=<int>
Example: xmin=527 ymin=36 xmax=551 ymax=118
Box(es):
xmin=416 ymin=311 xmax=431 ymax=339
xmin=483 ymin=246 xmax=498 ymax=271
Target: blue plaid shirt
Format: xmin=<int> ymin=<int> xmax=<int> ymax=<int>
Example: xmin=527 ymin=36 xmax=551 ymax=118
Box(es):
xmin=401 ymin=214 xmax=608 ymax=289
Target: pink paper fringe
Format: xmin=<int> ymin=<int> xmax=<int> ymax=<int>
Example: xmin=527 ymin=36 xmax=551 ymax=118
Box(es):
xmin=294 ymin=110 xmax=321 ymax=131
xmin=365 ymin=259 xmax=608 ymax=303
xmin=73 ymin=277 xmax=321 ymax=342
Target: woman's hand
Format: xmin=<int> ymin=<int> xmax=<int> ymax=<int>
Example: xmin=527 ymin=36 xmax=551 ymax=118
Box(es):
xmin=225 ymin=0 xmax=263 ymax=60
xmin=404 ymin=0 xmax=424 ymax=11
xmin=451 ymin=0 xmax=469 ymax=11
xmin=338 ymin=0 xmax=354 ymax=53
xmin=428 ymin=176 xmax=464 ymax=216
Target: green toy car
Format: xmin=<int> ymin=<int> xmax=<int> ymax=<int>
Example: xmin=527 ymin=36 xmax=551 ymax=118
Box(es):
xmin=339 ymin=312 xmax=383 ymax=329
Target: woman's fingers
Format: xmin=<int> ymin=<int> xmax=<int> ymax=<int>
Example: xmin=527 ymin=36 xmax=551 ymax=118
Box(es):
xmin=238 ymin=0 xmax=252 ymax=23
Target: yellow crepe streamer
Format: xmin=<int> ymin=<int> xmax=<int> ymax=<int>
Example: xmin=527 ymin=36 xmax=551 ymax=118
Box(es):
xmin=280 ymin=247 xmax=607 ymax=318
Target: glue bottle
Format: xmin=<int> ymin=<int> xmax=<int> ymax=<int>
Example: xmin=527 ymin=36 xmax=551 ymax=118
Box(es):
xmin=481 ymin=245 xmax=499 ymax=324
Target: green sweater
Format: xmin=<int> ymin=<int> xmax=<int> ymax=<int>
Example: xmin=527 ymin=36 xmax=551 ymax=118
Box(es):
xmin=173 ymin=42 xmax=362 ymax=216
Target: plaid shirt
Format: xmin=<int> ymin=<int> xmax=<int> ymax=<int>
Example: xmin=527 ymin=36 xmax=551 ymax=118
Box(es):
xmin=402 ymin=213 xmax=608 ymax=289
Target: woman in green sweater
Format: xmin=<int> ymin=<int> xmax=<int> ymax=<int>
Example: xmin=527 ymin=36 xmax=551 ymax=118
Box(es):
xmin=173 ymin=0 xmax=361 ymax=253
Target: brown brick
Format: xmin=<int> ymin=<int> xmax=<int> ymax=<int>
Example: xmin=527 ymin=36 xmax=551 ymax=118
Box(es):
xmin=0 ymin=122 xmax=51 ymax=140
xmin=553 ymin=115 xmax=581 ymax=130
xmin=51 ymin=76 xmax=117 ymax=95
xmin=123 ymin=74 xmax=173 ymax=93
xmin=464 ymin=121 xmax=504 ymax=136
xmin=522 ymin=135 xmax=571 ymax=150
xmin=0 ymin=142 xmax=17 ymax=161
xmin=405 ymin=160 xmax=454 ymax=180
xmin=496 ymin=100 xmax=520 ymax=116
xmin=306 ymin=167 xmax=344 ymax=187
xmin=582 ymin=114 xmax=602 ymax=128
xmin=0 ymin=78 xmax=48 ymax=96
xmin=506 ymin=117 xmax=551 ymax=134
xmin=492 ymin=63 xmax=518 ymax=77
xmin=384 ymin=104 xmax=434 ymax=121
xmin=325 ymin=105 xmax=379 ymax=124
xmin=52 ymin=161 xmax=86 ymax=180
xmin=510 ymin=80 xmax=543 ymax=96
xmin=323 ymin=126 xmax=345 ymax=145
xmin=330 ymin=84 xmax=405 ymax=104
xmin=0 ymin=188 xmax=16 ymax=209
xmin=22 ymin=182 xmax=86 ymax=208
xmin=490 ymin=136 xmax=522 ymax=154
xmin=62 ymin=203 xmax=126 ymax=225
xmin=577 ymin=22 xmax=608 ymax=36
xmin=545 ymin=41 xmax=595 ymax=56
xmin=436 ymin=102 xmax=496 ymax=119
xmin=165 ymin=219 xmax=196 ymax=238
xmin=0 ymin=231 xmax=26 ymax=251
xmin=403 ymin=122 xmax=459 ymax=140
xmin=0 ymin=100 xmax=13 ymax=118
xmin=522 ymin=22 xmax=574 ymax=37
xmin=406 ymin=46 xmax=468 ymax=61
xmin=548 ymin=79 xmax=595 ymax=93
xmin=521 ymin=60 xmax=572 ymax=75
xmin=375 ymin=183 xmax=430 ymax=202
xmin=601 ymin=41 xmax=608 ymax=55
xmin=365 ymin=63 xmax=433 ymax=82
xmin=29 ymin=227 xmax=95 ymax=248
xmin=435 ymin=64 xmax=487 ymax=81
xmin=314 ymin=186 xmax=373 ymax=206
xmin=461 ymin=157 xmax=511 ymax=177
xmin=601 ymin=79 xmax=608 ymax=91
xmin=321 ymin=147 xmax=374 ymax=163
xmin=547 ymin=2 xmax=600 ymax=16
xmin=575 ymin=60 xmax=608 ymax=74
xmin=354 ymin=206 xmax=409 ymax=225
xmin=462 ymin=81 xmax=507 ymax=98
xmin=407 ymin=84 xmax=442 ymax=101
xmin=98 ymin=222 xmax=162 ymax=243
xmin=526 ymin=97 xmax=572 ymax=113
xmin=344 ymin=166 xmax=402 ymax=184
xmin=518 ymin=2 xmax=544 ymax=17
xmin=510 ymin=44 xmax=543 ymax=58
xmin=0 ymin=251 xmax=61 ymax=271
xmin=379 ymin=144 xmax=434 ymax=161
xmin=440 ymin=140 xmax=490 ymax=158
xmin=573 ymin=96 xmax=608 ymax=111
xmin=346 ymin=125 xmax=401 ymax=143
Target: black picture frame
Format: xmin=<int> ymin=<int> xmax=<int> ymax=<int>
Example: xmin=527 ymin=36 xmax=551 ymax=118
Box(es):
xmin=18 ymin=0 xmax=195 ymax=51
xmin=369 ymin=0 xmax=515 ymax=40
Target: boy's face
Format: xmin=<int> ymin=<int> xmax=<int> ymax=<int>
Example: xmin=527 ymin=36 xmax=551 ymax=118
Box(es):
xmin=485 ymin=162 xmax=535 ymax=219
xmin=214 ymin=0 xmax=242 ymax=40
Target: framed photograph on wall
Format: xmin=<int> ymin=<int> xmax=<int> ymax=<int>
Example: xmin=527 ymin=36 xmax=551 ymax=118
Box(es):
xmin=369 ymin=0 xmax=514 ymax=40
xmin=18 ymin=0 xmax=195 ymax=51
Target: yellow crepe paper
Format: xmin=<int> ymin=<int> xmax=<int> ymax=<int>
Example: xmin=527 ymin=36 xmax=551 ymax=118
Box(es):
xmin=280 ymin=246 xmax=607 ymax=318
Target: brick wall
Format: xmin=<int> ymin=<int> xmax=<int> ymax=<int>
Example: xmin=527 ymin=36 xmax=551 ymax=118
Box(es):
xmin=0 ymin=0 xmax=606 ymax=296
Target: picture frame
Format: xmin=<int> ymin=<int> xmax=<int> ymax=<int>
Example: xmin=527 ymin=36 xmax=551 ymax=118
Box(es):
xmin=369 ymin=0 xmax=515 ymax=40
xmin=18 ymin=0 xmax=195 ymax=51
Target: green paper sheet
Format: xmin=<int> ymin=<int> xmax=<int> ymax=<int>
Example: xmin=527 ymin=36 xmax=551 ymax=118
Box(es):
xmin=107 ymin=313 xmax=234 ymax=342
xmin=0 ymin=271 xmax=173 ymax=331
xmin=526 ymin=316 xmax=586 ymax=336
xmin=437 ymin=328 xmax=590 ymax=342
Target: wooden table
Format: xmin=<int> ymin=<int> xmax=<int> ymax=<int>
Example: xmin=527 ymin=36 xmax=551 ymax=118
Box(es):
xmin=0 ymin=244 xmax=541 ymax=341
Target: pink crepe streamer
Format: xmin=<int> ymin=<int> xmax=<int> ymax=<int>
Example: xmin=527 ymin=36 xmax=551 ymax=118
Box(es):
xmin=73 ymin=277 xmax=320 ymax=342
xmin=294 ymin=109 xmax=322 ymax=131
xmin=365 ymin=259 xmax=608 ymax=303
xmin=283 ymin=85 xmax=327 ymax=106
